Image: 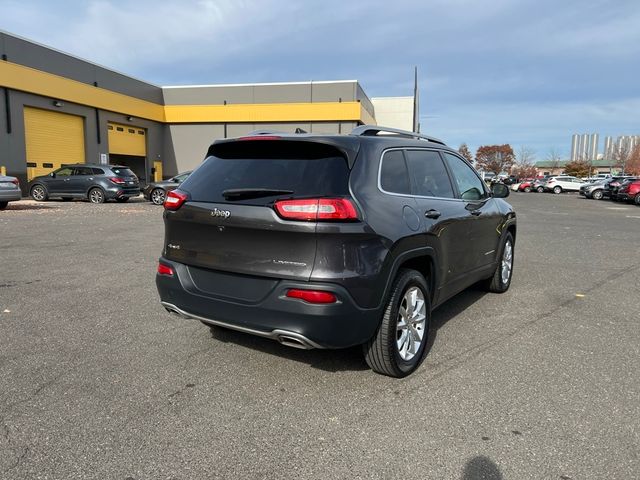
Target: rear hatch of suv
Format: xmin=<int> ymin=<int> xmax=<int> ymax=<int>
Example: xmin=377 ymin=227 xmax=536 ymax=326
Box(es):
xmin=161 ymin=137 xmax=359 ymax=293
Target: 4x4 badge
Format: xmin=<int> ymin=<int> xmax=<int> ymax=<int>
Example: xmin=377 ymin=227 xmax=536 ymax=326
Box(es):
xmin=211 ymin=208 xmax=231 ymax=218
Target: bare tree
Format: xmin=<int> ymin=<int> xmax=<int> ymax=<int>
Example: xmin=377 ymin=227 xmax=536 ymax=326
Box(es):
xmin=517 ymin=146 xmax=536 ymax=165
xmin=611 ymin=144 xmax=632 ymax=174
xmin=546 ymin=147 xmax=563 ymax=173
xmin=511 ymin=146 xmax=537 ymax=179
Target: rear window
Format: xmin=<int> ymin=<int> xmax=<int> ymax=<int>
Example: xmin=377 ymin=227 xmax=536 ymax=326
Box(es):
xmin=110 ymin=167 xmax=135 ymax=177
xmin=181 ymin=141 xmax=350 ymax=205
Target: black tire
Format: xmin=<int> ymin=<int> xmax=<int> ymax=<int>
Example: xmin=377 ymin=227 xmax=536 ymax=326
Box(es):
xmin=523 ymin=186 xmax=531 ymax=193
xmin=150 ymin=188 xmax=166 ymax=205
xmin=0 ymin=201 xmax=7 ymax=210
xmin=88 ymin=187 xmax=105 ymax=204
xmin=553 ymin=186 xmax=562 ymax=194
xmin=592 ymin=189 xmax=603 ymax=200
xmin=483 ymin=232 xmax=515 ymax=293
xmin=363 ymin=269 xmax=431 ymax=378
xmin=30 ymin=184 xmax=48 ymax=201
xmin=116 ymin=197 xmax=129 ymax=203
xmin=536 ymin=186 xmax=544 ymax=193
xmin=635 ymin=195 xmax=640 ymax=206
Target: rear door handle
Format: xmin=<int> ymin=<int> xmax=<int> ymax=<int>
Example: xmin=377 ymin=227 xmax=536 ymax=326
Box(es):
xmin=425 ymin=209 xmax=441 ymax=219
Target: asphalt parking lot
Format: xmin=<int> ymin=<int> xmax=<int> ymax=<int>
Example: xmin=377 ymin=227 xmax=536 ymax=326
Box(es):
xmin=1 ymin=193 xmax=638 ymax=480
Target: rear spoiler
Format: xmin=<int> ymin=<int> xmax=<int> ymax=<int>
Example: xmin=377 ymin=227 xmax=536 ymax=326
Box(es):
xmin=208 ymin=135 xmax=362 ymax=168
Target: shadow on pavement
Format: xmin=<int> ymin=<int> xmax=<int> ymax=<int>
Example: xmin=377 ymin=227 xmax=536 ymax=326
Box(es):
xmin=462 ymin=455 xmax=503 ymax=480
xmin=423 ymin=286 xmax=487 ymax=358
xmin=207 ymin=325 xmax=368 ymax=373
xmin=2 ymin=202 xmax=58 ymax=211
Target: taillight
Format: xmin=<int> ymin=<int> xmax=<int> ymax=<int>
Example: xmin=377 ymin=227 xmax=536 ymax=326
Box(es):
xmin=164 ymin=190 xmax=189 ymax=210
xmin=274 ymin=198 xmax=358 ymax=221
xmin=11 ymin=178 xmax=19 ymax=186
xmin=238 ymin=136 xmax=282 ymax=141
xmin=286 ymin=289 xmax=337 ymax=304
xmin=108 ymin=177 xmax=125 ymax=185
xmin=157 ymin=263 xmax=174 ymax=276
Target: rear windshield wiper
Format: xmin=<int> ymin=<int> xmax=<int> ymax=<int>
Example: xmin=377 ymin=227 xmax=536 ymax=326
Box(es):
xmin=222 ymin=188 xmax=294 ymax=200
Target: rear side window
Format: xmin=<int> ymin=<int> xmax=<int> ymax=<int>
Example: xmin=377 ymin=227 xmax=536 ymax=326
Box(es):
xmin=181 ymin=141 xmax=350 ymax=205
xmin=380 ymin=150 xmax=410 ymax=194
xmin=92 ymin=168 xmax=105 ymax=175
xmin=110 ymin=167 xmax=135 ymax=177
xmin=405 ymin=150 xmax=454 ymax=198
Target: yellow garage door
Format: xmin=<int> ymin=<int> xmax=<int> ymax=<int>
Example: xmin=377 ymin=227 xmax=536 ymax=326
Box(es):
xmin=108 ymin=123 xmax=146 ymax=156
xmin=24 ymin=107 xmax=85 ymax=181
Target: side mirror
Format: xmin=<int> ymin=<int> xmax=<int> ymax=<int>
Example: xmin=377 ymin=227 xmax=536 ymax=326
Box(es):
xmin=49 ymin=172 xmax=56 ymax=178
xmin=491 ymin=183 xmax=510 ymax=198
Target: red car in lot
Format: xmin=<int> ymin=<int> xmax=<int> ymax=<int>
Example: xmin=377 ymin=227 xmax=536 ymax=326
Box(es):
xmin=517 ymin=178 xmax=535 ymax=192
xmin=616 ymin=179 xmax=640 ymax=205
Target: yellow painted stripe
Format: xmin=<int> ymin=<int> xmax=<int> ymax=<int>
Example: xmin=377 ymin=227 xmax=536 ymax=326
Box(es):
xmin=0 ymin=60 xmax=165 ymax=121
xmin=0 ymin=60 xmax=372 ymax=125
xmin=164 ymin=102 xmax=364 ymax=123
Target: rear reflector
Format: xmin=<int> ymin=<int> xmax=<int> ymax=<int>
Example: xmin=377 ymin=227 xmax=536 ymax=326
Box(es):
xmin=286 ymin=289 xmax=337 ymax=304
xmin=157 ymin=263 xmax=174 ymax=276
xmin=274 ymin=198 xmax=358 ymax=221
xmin=164 ymin=190 xmax=189 ymax=210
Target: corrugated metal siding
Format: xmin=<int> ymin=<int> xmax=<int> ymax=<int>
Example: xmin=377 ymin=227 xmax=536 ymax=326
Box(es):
xmin=108 ymin=122 xmax=146 ymax=156
xmin=24 ymin=107 xmax=85 ymax=180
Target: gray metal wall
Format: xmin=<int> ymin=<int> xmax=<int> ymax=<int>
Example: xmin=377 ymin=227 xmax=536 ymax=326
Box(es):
xmin=164 ymin=121 xmax=359 ymax=175
xmin=162 ymin=81 xmax=369 ymax=106
xmin=0 ymin=31 xmax=163 ymax=103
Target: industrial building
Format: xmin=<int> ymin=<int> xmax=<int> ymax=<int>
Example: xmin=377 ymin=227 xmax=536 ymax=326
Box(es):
xmin=0 ymin=30 xmax=416 ymax=193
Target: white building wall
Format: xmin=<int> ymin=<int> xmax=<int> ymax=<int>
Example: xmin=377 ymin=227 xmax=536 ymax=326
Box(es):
xmin=370 ymin=97 xmax=415 ymax=131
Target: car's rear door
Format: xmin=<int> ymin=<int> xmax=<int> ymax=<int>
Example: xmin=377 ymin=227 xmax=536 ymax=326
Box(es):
xmin=162 ymin=139 xmax=354 ymax=282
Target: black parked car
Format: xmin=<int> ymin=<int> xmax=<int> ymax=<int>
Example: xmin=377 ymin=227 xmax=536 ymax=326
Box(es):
xmin=156 ymin=126 xmax=516 ymax=377
xmin=143 ymin=171 xmax=192 ymax=205
xmin=29 ymin=164 xmax=140 ymax=203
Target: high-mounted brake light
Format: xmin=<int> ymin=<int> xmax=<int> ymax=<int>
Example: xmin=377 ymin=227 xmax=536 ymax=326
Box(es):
xmin=274 ymin=198 xmax=358 ymax=221
xmin=238 ymin=136 xmax=282 ymax=141
xmin=286 ymin=289 xmax=337 ymax=304
xmin=108 ymin=177 xmax=126 ymax=185
xmin=164 ymin=190 xmax=189 ymax=210
xmin=157 ymin=263 xmax=174 ymax=276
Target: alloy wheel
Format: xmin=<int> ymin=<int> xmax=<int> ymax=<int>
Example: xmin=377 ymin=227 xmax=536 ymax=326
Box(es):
xmin=396 ymin=287 xmax=427 ymax=361
xmin=151 ymin=189 xmax=166 ymax=205
xmin=501 ymin=240 xmax=513 ymax=285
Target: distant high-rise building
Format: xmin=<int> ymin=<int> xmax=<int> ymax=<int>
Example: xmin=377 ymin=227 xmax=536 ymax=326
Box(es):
xmin=570 ymin=133 xmax=640 ymax=162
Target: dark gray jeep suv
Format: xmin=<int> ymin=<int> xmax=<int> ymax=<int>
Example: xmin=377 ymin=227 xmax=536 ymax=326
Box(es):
xmin=156 ymin=126 xmax=516 ymax=377
xmin=29 ymin=164 xmax=140 ymax=203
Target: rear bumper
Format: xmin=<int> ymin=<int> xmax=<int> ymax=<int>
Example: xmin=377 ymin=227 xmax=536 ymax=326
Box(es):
xmin=104 ymin=186 xmax=140 ymax=199
xmin=155 ymin=258 xmax=381 ymax=349
xmin=0 ymin=190 xmax=22 ymax=201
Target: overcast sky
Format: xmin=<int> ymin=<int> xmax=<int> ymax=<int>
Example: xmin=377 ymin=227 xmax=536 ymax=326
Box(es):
xmin=2 ymin=0 xmax=639 ymax=159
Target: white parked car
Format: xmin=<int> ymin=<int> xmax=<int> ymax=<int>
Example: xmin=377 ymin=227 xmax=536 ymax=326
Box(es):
xmin=544 ymin=175 xmax=586 ymax=194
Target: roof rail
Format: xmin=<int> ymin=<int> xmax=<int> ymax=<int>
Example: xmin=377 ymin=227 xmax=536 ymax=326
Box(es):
xmin=246 ymin=128 xmax=308 ymax=136
xmin=351 ymin=125 xmax=446 ymax=145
